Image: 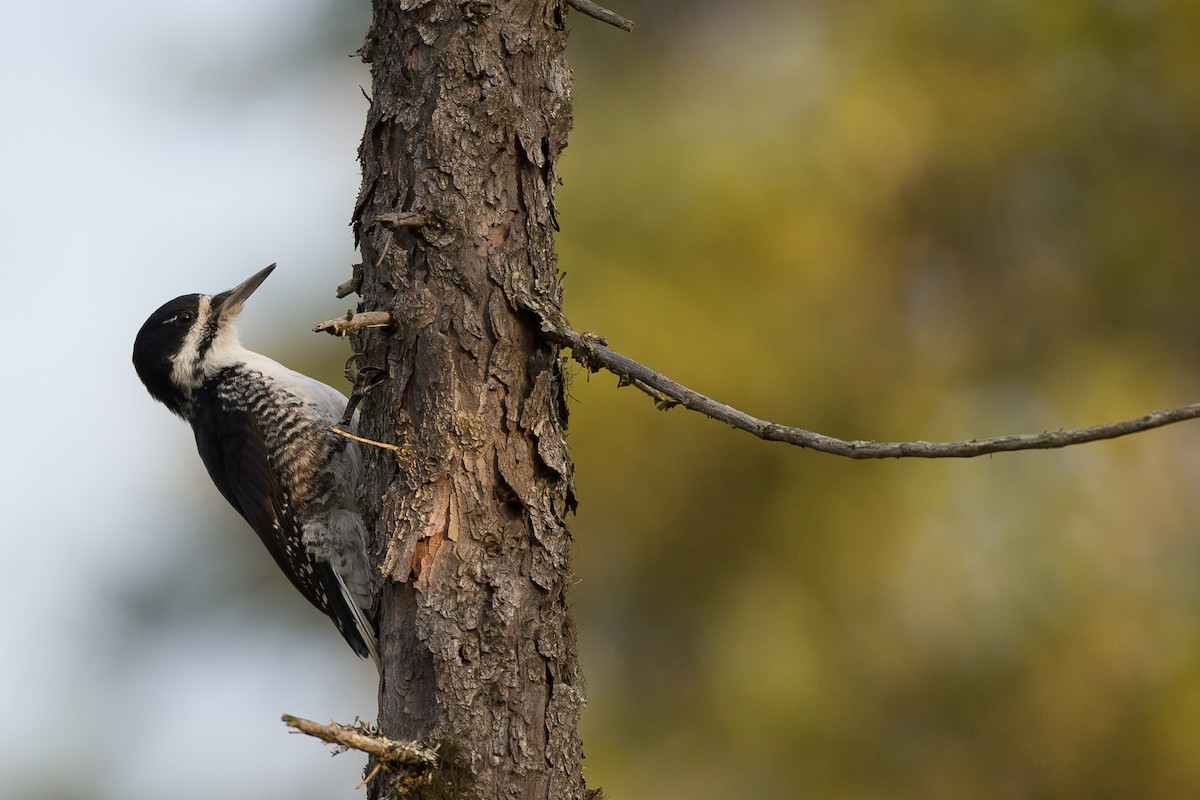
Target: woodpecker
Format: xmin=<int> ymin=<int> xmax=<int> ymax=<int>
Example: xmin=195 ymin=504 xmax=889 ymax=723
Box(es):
xmin=132 ymin=264 xmax=379 ymax=667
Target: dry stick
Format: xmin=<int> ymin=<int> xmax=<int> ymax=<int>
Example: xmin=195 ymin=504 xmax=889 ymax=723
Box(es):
xmin=332 ymin=427 xmax=400 ymax=453
xmin=565 ymin=0 xmax=634 ymax=32
xmin=314 ymin=313 xmax=396 ymax=442
xmin=336 ymin=263 xmax=364 ymax=299
xmin=313 ymin=310 xmax=394 ymax=337
xmin=281 ymin=714 xmax=439 ymax=768
xmin=374 ymin=211 xmax=432 ymax=229
xmin=535 ymin=314 xmax=1200 ymax=459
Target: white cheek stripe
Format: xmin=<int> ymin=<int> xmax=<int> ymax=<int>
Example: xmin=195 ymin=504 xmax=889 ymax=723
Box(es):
xmin=169 ymin=296 xmax=213 ymax=392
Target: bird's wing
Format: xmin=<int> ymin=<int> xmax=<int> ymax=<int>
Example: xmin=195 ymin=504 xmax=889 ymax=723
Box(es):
xmin=190 ymin=399 xmax=377 ymax=662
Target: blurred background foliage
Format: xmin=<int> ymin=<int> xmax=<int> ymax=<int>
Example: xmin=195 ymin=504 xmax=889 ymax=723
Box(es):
xmin=6 ymin=0 xmax=1200 ymax=798
xmin=560 ymin=1 xmax=1200 ymax=798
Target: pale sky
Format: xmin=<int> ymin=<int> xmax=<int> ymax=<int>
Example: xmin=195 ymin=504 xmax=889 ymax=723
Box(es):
xmin=0 ymin=2 xmax=381 ymax=797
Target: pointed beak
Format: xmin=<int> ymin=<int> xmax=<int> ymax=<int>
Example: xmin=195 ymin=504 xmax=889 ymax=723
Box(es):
xmin=211 ymin=263 xmax=276 ymax=319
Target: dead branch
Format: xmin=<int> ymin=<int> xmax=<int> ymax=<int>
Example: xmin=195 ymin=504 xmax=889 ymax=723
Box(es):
xmin=281 ymin=714 xmax=439 ymax=768
xmin=336 ymin=263 xmax=364 ymax=299
xmin=314 ymin=310 xmax=394 ymax=337
xmin=332 ymin=427 xmax=401 ymax=452
xmin=374 ymin=211 xmax=432 ymax=229
xmin=529 ymin=303 xmax=1200 ymax=459
xmin=565 ymin=0 xmax=634 ymax=32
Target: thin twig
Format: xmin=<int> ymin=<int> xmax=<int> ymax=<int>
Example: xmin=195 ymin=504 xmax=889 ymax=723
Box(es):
xmin=565 ymin=0 xmax=634 ymax=32
xmin=619 ymin=374 xmax=679 ymax=410
xmin=332 ymin=427 xmax=400 ymax=452
xmin=375 ymin=230 xmax=394 ymax=268
xmin=314 ymin=310 xmax=394 ymax=337
xmin=374 ymin=211 xmax=432 ymax=229
xmin=281 ymin=714 xmax=439 ymax=768
xmin=358 ymin=762 xmax=384 ymax=789
xmin=530 ymin=305 xmax=1200 ymax=459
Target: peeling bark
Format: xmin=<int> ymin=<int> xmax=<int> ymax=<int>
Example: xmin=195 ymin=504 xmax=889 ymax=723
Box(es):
xmin=350 ymin=1 xmax=584 ymax=797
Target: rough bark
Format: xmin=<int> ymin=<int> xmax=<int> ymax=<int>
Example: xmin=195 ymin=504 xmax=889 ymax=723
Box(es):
xmin=349 ymin=1 xmax=584 ymax=798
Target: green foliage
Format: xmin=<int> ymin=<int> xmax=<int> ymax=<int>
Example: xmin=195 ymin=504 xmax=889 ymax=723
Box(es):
xmin=558 ymin=2 xmax=1200 ymax=797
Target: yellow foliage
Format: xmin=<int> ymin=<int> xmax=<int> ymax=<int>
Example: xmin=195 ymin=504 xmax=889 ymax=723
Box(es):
xmin=560 ymin=2 xmax=1200 ymax=797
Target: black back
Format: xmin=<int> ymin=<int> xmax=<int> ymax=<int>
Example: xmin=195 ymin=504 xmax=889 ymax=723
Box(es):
xmin=189 ymin=378 xmax=375 ymax=660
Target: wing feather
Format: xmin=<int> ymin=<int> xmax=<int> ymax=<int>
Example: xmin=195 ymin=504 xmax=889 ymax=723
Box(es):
xmin=190 ymin=395 xmax=377 ymax=662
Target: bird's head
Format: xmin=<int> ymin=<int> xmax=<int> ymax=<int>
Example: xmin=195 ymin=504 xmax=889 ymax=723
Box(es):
xmin=133 ymin=264 xmax=276 ymax=417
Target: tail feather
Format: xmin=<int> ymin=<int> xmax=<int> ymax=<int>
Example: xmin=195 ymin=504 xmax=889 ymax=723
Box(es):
xmin=332 ymin=570 xmax=380 ymax=671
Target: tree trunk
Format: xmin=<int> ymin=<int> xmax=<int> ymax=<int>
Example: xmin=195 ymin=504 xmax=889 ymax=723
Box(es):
xmin=351 ymin=1 xmax=584 ymax=798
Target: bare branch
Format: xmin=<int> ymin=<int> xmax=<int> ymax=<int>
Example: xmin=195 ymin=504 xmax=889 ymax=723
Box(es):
xmin=566 ymin=0 xmax=634 ymax=32
xmin=336 ymin=263 xmax=364 ymax=299
xmin=282 ymin=714 xmax=438 ymax=768
xmin=313 ymin=310 xmax=394 ymax=337
xmin=332 ymin=427 xmax=400 ymax=453
xmin=531 ymin=306 xmax=1200 ymax=459
xmin=374 ymin=211 xmax=432 ymax=229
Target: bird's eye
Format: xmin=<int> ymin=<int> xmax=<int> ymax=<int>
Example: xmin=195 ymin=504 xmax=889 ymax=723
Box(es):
xmin=175 ymin=311 xmax=195 ymax=325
